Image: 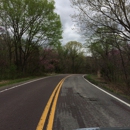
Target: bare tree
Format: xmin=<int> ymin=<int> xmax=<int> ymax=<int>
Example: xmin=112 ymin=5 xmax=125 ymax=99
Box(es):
xmin=70 ymin=0 xmax=130 ymax=40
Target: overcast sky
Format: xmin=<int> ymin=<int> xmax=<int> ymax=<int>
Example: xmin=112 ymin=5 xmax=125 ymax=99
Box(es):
xmin=54 ymin=0 xmax=85 ymax=45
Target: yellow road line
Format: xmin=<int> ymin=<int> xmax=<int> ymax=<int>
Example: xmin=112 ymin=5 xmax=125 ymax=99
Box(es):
xmin=36 ymin=79 xmax=63 ymax=130
xmin=36 ymin=75 xmax=71 ymax=130
xmin=47 ymin=78 xmax=65 ymax=130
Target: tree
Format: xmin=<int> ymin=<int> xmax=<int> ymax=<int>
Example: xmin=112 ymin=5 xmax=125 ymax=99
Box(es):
xmin=0 ymin=0 xmax=62 ymax=73
xmin=88 ymin=31 xmax=114 ymax=81
xmin=40 ymin=48 xmax=59 ymax=73
xmin=70 ymin=0 xmax=130 ymax=40
xmin=64 ymin=41 xmax=84 ymax=73
xmin=87 ymin=27 xmax=130 ymax=93
xmin=71 ymin=0 xmax=130 ymax=92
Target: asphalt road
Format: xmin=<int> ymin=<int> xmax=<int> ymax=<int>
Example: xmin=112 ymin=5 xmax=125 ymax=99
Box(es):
xmin=53 ymin=75 xmax=130 ymax=130
xmin=0 ymin=74 xmax=68 ymax=130
xmin=0 ymin=74 xmax=130 ymax=130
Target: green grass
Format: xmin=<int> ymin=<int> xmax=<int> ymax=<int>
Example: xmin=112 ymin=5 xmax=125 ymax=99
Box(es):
xmin=0 ymin=73 xmax=55 ymax=88
xmin=85 ymin=74 xmax=99 ymax=86
xmin=0 ymin=77 xmax=38 ymax=88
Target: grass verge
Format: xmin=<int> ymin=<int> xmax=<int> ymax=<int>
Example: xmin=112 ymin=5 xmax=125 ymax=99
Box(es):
xmin=84 ymin=74 xmax=130 ymax=100
xmin=0 ymin=77 xmax=35 ymax=88
xmin=0 ymin=73 xmax=56 ymax=88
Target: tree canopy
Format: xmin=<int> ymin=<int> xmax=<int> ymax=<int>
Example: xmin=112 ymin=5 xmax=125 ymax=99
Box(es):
xmin=0 ymin=0 xmax=62 ymax=73
xmin=70 ymin=0 xmax=130 ymax=40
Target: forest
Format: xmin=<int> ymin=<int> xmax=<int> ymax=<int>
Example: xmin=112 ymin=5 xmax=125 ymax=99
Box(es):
xmin=0 ymin=0 xmax=88 ymax=79
xmin=0 ymin=0 xmax=130 ymax=94
xmin=70 ymin=0 xmax=130 ymax=94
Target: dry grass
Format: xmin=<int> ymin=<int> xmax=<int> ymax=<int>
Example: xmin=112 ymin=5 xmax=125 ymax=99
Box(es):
xmin=0 ymin=80 xmax=10 ymax=85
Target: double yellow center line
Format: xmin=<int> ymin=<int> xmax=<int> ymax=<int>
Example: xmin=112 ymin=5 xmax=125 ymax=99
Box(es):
xmin=36 ymin=76 xmax=70 ymax=130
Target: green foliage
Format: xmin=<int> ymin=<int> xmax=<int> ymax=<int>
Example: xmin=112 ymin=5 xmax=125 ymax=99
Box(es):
xmin=0 ymin=0 xmax=62 ymax=78
xmin=71 ymin=0 xmax=130 ymax=92
xmin=85 ymin=75 xmax=99 ymax=86
xmin=56 ymin=41 xmax=86 ymax=73
xmin=0 ymin=76 xmax=44 ymax=87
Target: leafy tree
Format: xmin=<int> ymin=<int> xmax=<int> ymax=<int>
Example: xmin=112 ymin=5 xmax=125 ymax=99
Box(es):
xmin=70 ymin=0 xmax=130 ymax=91
xmin=0 ymin=0 xmax=62 ymax=73
xmin=89 ymin=42 xmax=111 ymax=80
xmin=87 ymin=27 xmax=130 ymax=93
xmin=64 ymin=41 xmax=84 ymax=73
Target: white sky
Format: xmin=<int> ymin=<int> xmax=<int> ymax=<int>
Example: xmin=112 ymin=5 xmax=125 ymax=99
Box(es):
xmin=54 ymin=0 xmax=85 ymax=45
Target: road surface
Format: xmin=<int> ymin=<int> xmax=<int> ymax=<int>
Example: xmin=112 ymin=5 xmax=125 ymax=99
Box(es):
xmin=53 ymin=75 xmax=130 ymax=130
xmin=0 ymin=74 xmax=130 ymax=130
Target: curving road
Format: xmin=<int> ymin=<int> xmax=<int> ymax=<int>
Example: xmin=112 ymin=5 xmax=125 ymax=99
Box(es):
xmin=0 ymin=74 xmax=130 ymax=130
xmin=54 ymin=75 xmax=130 ymax=130
xmin=0 ymin=74 xmax=68 ymax=130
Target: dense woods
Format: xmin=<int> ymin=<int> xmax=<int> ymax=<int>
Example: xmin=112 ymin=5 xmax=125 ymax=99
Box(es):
xmin=0 ymin=0 xmax=130 ymax=94
xmin=40 ymin=41 xmax=86 ymax=74
xmin=0 ymin=0 xmax=62 ymax=79
xmin=71 ymin=0 xmax=130 ymax=93
xmin=0 ymin=0 xmax=89 ymax=80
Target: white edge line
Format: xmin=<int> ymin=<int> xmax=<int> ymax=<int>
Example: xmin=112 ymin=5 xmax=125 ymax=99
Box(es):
xmin=0 ymin=75 xmax=57 ymax=93
xmin=82 ymin=75 xmax=130 ymax=108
